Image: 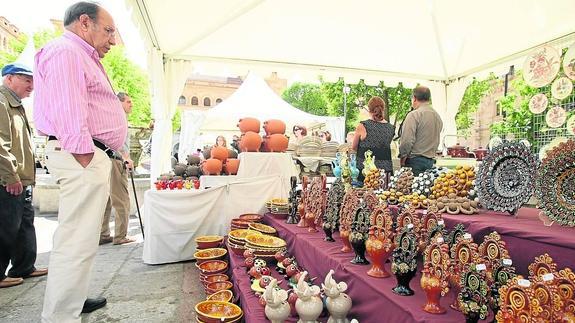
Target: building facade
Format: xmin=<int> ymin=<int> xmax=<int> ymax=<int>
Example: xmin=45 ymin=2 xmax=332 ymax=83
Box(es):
xmin=0 ymin=16 xmax=21 ymax=53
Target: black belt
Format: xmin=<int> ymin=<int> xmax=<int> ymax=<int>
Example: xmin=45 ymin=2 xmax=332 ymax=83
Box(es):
xmin=47 ymin=135 xmax=116 ymax=159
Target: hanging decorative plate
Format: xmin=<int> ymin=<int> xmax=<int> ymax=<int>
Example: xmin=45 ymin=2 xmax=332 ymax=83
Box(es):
xmin=488 ymin=136 xmax=503 ymax=150
xmin=551 ymin=77 xmax=573 ymax=100
xmin=476 ymin=141 xmax=539 ymax=215
xmin=567 ymin=115 xmax=575 ymax=136
xmin=546 ymin=106 xmax=567 ymax=128
xmin=562 ymin=42 xmax=575 ymax=80
xmin=528 ymin=93 xmax=549 ymax=114
xmin=523 ymin=46 xmax=561 ymax=88
xmin=536 ymin=139 xmax=575 ymax=227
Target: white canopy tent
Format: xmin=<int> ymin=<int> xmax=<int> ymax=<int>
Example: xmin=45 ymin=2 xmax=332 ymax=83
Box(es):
xmin=124 ymin=0 xmax=575 ymax=180
xmin=178 ymin=73 xmax=344 ymax=160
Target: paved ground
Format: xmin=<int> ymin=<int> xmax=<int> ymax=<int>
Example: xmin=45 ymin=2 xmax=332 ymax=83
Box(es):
xmin=0 ymin=213 xmax=204 ymax=322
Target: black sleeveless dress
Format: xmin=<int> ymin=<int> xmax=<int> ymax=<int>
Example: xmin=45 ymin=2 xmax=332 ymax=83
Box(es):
xmin=357 ymin=119 xmax=395 ymax=176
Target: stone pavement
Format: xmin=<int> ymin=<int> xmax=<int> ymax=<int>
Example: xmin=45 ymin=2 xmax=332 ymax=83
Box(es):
xmin=0 ymin=214 xmax=204 ymax=322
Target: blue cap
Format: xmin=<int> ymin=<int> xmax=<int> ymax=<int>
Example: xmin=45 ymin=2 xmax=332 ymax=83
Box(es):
xmin=1 ymin=63 xmax=33 ymax=77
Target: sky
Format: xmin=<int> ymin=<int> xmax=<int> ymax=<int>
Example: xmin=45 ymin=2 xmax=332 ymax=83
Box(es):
xmin=2 ymin=0 xmax=147 ymax=68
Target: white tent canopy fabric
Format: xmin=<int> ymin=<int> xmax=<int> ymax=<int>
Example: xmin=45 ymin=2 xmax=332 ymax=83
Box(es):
xmin=177 ymin=73 xmax=344 ymax=160
xmin=125 ymin=0 xmax=575 ymax=179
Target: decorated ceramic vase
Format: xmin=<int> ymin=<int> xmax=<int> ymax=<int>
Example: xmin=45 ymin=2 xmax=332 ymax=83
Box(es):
xmin=322 ymin=270 xmax=352 ymax=323
xmin=420 ymin=268 xmax=445 ymax=314
xmin=287 ymin=176 xmax=300 ymax=224
xmin=332 ymin=152 xmax=342 ymax=179
xmin=224 ymin=158 xmax=240 ymax=175
xmin=365 ymin=204 xmax=394 ymax=278
xmin=322 ymin=178 xmax=344 ymax=242
xmin=202 ymin=158 xmax=222 ymax=175
xmin=391 ymin=226 xmax=418 ymax=296
xmin=240 ymin=131 xmax=262 ymax=152
xmin=294 ymin=272 xmax=323 ymax=323
xmin=263 ymin=279 xmax=290 ymax=323
xmin=238 ymin=117 xmax=260 ymax=133
xmin=263 ymin=119 xmax=286 ymax=135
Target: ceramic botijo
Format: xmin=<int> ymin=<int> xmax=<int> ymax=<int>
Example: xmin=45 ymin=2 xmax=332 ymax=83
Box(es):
xmin=237 ymin=117 xmax=260 ymax=133
xmin=294 ymin=271 xmax=323 ymax=323
xmin=349 ymin=190 xmax=379 ymax=265
xmin=263 ymin=278 xmax=290 ymax=323
xmin=240 ymin=131 xmax=262 ymax=152
xmin=263 ymin=119 xmax=286 ymax=135
xmin=420 ymin=235 xmax=451 ymax=314
xmin=391 ymin=226 xmax=418 ymax=296
xmin=322 ymin=270 xmax=351 ymax=323
xmin=365 ymin=204 xmax=394 ymax=278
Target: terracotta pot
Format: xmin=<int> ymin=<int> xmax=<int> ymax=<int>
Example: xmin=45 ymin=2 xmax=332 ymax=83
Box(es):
xmin=187 ymin=155 xmax=201 ymax=165
xmin=263 ymin=119 xmax=286 ymax=135
xmin=237 ymin=117 xmax=260 ymax=133
xmin=210 ymin=146 xmax=228 ymax=162
xmin=265 ymin=134 xmax=289 ymax=153
xmin=339 ymin=229 xmax=352 ymax=253
xmin=240 ymin=132 xmax=262 ymax=152
xmin=225 ymin=159 xmax=240 ymax=175
xmin=473 ymin=147 xmax=489 ymax=161
xmin=366 ymin=237 xmax=393 ymax=278
xmin=202 ymin=159 xmax=223 ymax=175
xmin=420 ymin=270 xmax=446 ymax=314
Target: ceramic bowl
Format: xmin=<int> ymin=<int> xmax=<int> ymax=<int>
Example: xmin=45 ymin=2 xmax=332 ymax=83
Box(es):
xmin=195 ymin=300 xmax=242 ymax=323
xmin=194 ymin=248 xmax=228 ymax=264
xmin=205 ymin=281 xmax=234 ymax=295
xmin=226 ymin=241 xmax=247 ymax=256
xmin=244 ymin=234 xmax=286 ymax=248
xmin=195 ymin=236 xmax=224 ymax=249
xmin=206 ymin=289 xmax=233 ymax=303
xmin=230 ymin=219 xmax=252 ymax=229
xmin=228 ymin=229 xmax=260 ymax=241
xmin=197 ymin=260 xmax=228 ymax=277
xmin=238 ymin=214 xmax=263 ymax=222
xmin=247 ymin=223 xmax=277 ymax=235
xmin=201 ymin=273 xmax=229 ymax=287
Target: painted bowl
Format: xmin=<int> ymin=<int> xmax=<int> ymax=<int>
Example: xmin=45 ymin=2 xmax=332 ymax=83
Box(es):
xmin=201 ymin=273 xmax=229 ymax=287
xmin=194 ymin=248 xmax=228 ymax=264
xmin=238 ymin=214 xmax=263 ymax=222
xmin=195 ymin=300 xmax=242 ymax=323
xmin=205 ymin=281 xmax=234 ymax=295
xmin=206 ymin=290 xmax=233 ymax=303
xmin=230 ymin=219 xmax=251 ymax=229
xmin=244 ymin=234 xmax=286 ymax=248
xmin=197 ymin=260 xmax=228 ymax=276
xmin=226 ymin=241 xmax=247 ymax=256
xmin=195 ymin=236 xmax=224 ymax=249
xmin=248 ymin=223 xmax=277 ymax=235
xmin=228 ymin=229 xmax=261 ymax=241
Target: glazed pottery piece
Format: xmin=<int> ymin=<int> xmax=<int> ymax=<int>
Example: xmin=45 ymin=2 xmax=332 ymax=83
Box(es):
xmin=420 ymin=271 xmax=445 ymax=314
xmin=457 ymin=264 xmax=489 ymax=322
xmin=391 ymin=226 xmax=418 ymax=296
xmin=240 ymin=131 xmax=262 ymax=152
xmin=195 ymin=235 xmax=224 ymax=249
xmin=202 ymin=159 xmax=222 ymax=175
xmin=263 ymin=279 xmax=290 ymax=323
xmin=263 ymin=119 xmax=286 ymax=135
xmin=286 ymin=176 xmax=300 ymax=224
xmin=322 ymin=178 xmax=345 ymax=242
xmin=322 ymin=270 xmax=352 ymax=323
xmin=349 ymin=191 xmax=378 ymax=265
xmin=294 ymin=272 xmax=323 ymax=323
xmin=194 ymin=300 xmax=242 ymax=323
xmin=224 ymin=159 xmax=240 ymax=175
xmin=365 ymin=204 xmax=394 ymax=278
xmin=339 ymin=230 xmax=352 ymax=253
xmin=237 ymin=117 xmax=260 ymax=133
xmin=420 ymin=235 xmax=450 ymax=314
xmin=392 ymin=268 xmax=416 ymax=296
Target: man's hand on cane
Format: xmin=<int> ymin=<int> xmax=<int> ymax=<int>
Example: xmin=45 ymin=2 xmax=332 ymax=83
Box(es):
xmin=123 ymin=158 xmax=134 ymax=171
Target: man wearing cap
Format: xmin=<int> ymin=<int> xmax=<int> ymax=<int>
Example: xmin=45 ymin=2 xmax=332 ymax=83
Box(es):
xmin=33 ymin=2 xmax=127 ymax=321
xmin=0 ymin=63 xmax=48 ymax=288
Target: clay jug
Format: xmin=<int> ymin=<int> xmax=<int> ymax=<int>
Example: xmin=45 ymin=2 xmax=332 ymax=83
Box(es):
xmin=263 ymin=119 xmax=286 ymax=135
xmin=187 ymin=155 xmax=201 ymax=165
xmin=202 ymin=158 xmax=222 ymax=175
xmin=266 ymin=134 xmax=289 ymax=152
xmin=240 ymin=132 xmax=262 ymax=152
xmin=237 ymin=117 xmax=260 ymax=133
xmin=210 ymin=146 xmax=228 ymax=162
xmin=225 ymin=159 xmax=240 ymax=175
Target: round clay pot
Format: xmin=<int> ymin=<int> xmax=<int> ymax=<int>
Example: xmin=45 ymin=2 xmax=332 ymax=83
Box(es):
xmin=210 ymin=146 xmax=228 ymax=162
xmin=174 ymin=163 xmax=187 ymax=176
xmin=225 ymin=159 xmax=240 ymax=175
xmin=263 ymin=119 xmax=286 ymax=135
xmin=202 ymin=159 xmax=223 ymax=175
xmin=228 ymin=149 xmax=238 ymax=159
xmin=237 ymin=117 xmax=260 ymax=133
xmin=187 ymin=155 xmax=201 ymax=165
xmin=265 ymin=134 xmax=289 ymax=152
xmin=240 ymin=132 xmax=262 ymax=152
xmin=186 ymin=165 xmax=200 ymax=177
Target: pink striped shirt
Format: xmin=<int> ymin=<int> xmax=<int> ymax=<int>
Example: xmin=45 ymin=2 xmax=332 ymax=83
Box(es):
xmin=33 ymin=31 xmax=127 ymax=154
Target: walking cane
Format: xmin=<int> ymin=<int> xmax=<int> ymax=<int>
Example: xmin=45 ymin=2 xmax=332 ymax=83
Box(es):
xmin=126 ymin=162 xmax=145 ymax=239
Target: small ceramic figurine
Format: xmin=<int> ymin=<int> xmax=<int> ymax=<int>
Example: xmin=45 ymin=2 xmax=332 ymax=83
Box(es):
xmin=322 ymin=270 xmax=352 ymax=323
xmin=295 ymin=271 xmax=323 ymax=323
xmin=264 ymin=278 xmax=291 ymax=323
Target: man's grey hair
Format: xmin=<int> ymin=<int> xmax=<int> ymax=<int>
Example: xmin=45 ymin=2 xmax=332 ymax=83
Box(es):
xmin=117 ymin=92 xmax=129 ymax=102
xmin=63 ymin=1 xmax=100 ymax=27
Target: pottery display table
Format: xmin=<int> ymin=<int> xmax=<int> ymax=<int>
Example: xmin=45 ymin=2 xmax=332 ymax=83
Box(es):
xmin=237 ymin=152 xmax=299 ymax=179
xmin=199 ymin=175 xmax=238 ymax=189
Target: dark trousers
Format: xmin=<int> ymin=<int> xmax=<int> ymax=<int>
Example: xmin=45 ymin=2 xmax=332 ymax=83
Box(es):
xmin=0 ymin=185 xmax=37 ymax=280
xmin=405 ymin=156 xmax=435 ymax=176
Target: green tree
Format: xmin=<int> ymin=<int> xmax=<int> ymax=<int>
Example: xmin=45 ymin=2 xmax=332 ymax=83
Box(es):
xmin=0 ymin=29 xmax=62 ymax=67
xmin=282 ymin=82 xmax=328 ymax=115
xmin=455 ymin=75 xmax=496 ymax=136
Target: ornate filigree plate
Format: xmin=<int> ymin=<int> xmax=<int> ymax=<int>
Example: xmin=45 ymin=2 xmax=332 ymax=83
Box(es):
xmin=551 ymin=77 xmax=573 ymax=100
xmin=477 ymin=141 xmax=539 ymax=214
xmin=546 ymin=106 xmax=567 ymax=128
xmin=523 ymin=46 xmax=561 ymax=88
xmin=528 ymin=93 xmax=548 ymax=114
xmin=536 ymin=139 xmax=575 ymax=226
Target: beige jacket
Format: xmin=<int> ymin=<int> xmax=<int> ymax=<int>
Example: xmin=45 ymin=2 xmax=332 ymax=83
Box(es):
xmin=398 ymin=103 xmax=443 ymax=159
xmin=0 ymin=85 xmax=35 ymax=186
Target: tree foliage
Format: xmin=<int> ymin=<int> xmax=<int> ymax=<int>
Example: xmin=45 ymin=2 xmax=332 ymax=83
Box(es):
xmin=282 ymin=82 xmax=328 ymax=115
xmin=455 ymin=74 xmax=496 ymax=136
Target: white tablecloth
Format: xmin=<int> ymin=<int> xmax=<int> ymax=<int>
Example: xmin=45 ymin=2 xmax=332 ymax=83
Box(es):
xmin=142 ymin=174 xmax=290 ymax=264
xmin=292 ymin=156 xmax=335 ymax=172
xmin=237 ymin=152 xmax=299 ymax=179
xmin=199 ymin=175 xmax=238 ymax=188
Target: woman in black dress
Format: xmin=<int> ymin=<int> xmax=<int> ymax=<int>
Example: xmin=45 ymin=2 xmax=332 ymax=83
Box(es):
xmin=352 ymin=96 xmax=395 ymax=183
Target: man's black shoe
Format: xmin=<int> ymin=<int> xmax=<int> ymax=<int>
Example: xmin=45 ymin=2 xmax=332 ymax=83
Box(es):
xmin=81 ymin=297 xmax=107 ymax=313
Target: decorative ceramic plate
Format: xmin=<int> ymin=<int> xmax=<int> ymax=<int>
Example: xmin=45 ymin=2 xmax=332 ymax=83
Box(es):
xmin=488 ymin=137 xmax=503 ymax=150
xmin=536 ymin=139 xmax=575 ymax=226
xmin=523 ymin=46 xmax=561 ymax=88
xmin=538 ymin=144 xmax=550 ymax=161
xmin=244 ymin=234 xmax=286 ymax=248
xmin=247 ymin=223 xmax=277 ymax=235
xmin=206 ymin=290 xmax=233 ymax=302
xmin=551 ymin=77 xmax=573 ymax=100
xmin=563 ymin=43 xmax=575 ymax=80
xmin=228 ymin=229 xmax=260 ymax=241
xmin=546 ymin=106 xmax=567 ymax=128
xmin=197 ymin=260 xmax=228 ymax=274
xmin=194 ymin=300 xmax=242 ymax=322
xmin=194 ymin=248 xmax=227 ymax=260
xmin=476 ymin=141 xmax=539 ymax=214
xmin=567 ymin=115 xmax=575 ymax=136
xmin=195 ymin=236 xmax=224 ymax=243
xmin=528 ymin=93 xmax=549 ymax=114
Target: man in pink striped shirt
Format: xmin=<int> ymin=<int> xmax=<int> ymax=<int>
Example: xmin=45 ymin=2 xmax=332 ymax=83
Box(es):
xmin=33 ymin=2 xmax=127 ymax=322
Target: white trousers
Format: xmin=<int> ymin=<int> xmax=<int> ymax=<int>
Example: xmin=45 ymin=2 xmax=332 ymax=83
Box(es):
xmin=41 ymin=140 xmax=111 ymax=323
